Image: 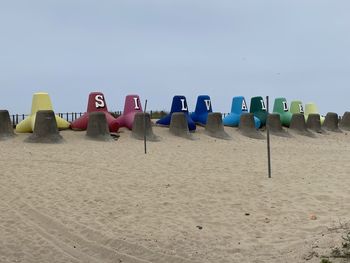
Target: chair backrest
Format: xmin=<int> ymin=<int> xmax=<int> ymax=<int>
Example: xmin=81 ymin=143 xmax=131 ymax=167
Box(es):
xmin=30 ymin=92 xmax=54 ymax=115
xmin=122 ymin=95 xmax=143 ymax=115
xmin=170 ymin=95 xmax=190 ymax=113
xmin=273 ymin=97 xmax=289 ymax=114
xmin=250 ymin=96 xmax=266 ymax=113
xmin=305 ymin=102 xmax=320 ymax=116
xmin=231 ymin=96 xmax=248 ymax=115
xmin=87 ymin=92 xmax=109 ymax=113
xmin=194 ymin=95 xmax=212 ymax=114
xmin=290 ymin=100 xmax=304 ymax=114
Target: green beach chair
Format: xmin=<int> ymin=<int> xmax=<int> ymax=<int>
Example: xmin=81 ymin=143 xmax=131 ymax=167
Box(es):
xmin=290 ymin=100 xmax=304 ymax=114
xmin=305 ymin=102 xmax=325 ymax=125
xmin=273 ymin=97 xmax=292 ymax=127
xmin=250 ymin=96 xmax=267 ymax=128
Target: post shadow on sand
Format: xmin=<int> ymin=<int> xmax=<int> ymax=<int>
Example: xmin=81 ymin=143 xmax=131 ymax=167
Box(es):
xmin=25 ymin=110 xmax=63 ymax=143
xmin=0 ymin=110 xmax=15 ymax=140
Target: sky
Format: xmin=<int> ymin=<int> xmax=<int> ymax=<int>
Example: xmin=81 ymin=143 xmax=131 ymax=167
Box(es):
xmin=1 ymin=0 xmax=350 ymax=115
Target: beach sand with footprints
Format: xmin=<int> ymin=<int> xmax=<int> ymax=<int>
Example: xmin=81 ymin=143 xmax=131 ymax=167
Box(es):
xmin=1 ymin=126 xmax=350 ymax=262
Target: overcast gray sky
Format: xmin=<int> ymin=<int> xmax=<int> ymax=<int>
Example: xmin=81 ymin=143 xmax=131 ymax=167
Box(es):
xmin=1 ymin=0 xmax=349 ymax=114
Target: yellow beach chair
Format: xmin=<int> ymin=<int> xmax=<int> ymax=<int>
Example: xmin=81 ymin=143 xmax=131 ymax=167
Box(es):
xmin=16 ymin=92 xmax=70 ymax=132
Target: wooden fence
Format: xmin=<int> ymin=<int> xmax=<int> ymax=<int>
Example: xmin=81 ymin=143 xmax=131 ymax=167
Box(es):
xmin=10 ymin=111 xmax=228 ymax=126
xmin=10 ymin=111 xmax=121 ymax=126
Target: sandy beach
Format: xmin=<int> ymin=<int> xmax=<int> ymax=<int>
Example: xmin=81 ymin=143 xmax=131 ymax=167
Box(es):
xmin=1 ymin=126 xmax=350 ymax=263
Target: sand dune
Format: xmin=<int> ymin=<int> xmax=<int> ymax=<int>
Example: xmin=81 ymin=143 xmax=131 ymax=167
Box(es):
xmin=0 ymin=126 xmax=350 ymax=262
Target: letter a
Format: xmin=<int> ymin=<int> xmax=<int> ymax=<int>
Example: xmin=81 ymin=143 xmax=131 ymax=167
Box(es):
xmin=242 ymin=99 xmax=248 ymax=111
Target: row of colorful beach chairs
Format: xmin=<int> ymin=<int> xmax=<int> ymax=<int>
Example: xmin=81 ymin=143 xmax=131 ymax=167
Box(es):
xmin=1 ymin=91 xmax=350 ymax=142
xmin=7 ymin=91 xmax=339 ymax=131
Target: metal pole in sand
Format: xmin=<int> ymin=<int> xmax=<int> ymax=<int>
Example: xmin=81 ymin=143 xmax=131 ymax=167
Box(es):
xmin=266 ymin=96 xmax=272 ymax=178
xmin=144 ymin=100 xmax=148 ymax=154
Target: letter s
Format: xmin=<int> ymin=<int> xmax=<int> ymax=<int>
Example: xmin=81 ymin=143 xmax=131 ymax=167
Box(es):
xmin=95 ymin=95 xmax=105 ymax=109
